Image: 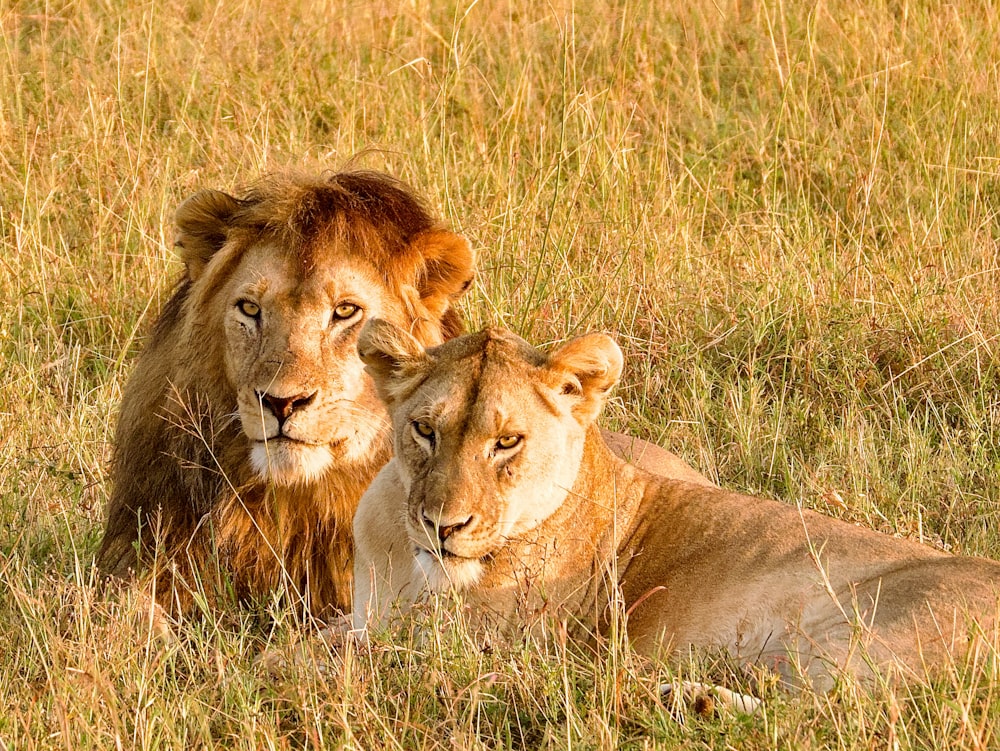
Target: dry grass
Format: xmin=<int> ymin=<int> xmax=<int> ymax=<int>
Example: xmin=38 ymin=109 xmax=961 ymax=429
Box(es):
xmin=4 ymin=0 xmax=1000 ymax=747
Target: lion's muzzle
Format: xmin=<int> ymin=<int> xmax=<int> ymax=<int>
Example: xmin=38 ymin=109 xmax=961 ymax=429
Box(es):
xmin=256 ymin=389 xmax=317 ymax=433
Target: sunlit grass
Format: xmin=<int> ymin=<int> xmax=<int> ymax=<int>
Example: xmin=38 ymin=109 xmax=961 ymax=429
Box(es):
xmin=4 ymin=0 xmax=1000 ymax=747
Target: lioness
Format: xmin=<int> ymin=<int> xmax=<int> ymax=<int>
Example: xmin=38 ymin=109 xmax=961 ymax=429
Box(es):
xmin=353 ymin=320 xmax=1000 ymax=689
xmin=97 ymin=169 xmax=707 ymax=622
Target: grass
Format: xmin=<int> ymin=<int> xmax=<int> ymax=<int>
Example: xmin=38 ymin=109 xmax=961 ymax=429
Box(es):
xmin=3 ymin=0 xmax=1000 ymax=747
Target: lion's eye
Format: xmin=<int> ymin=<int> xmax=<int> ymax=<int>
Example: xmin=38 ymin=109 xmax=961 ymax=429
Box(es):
xmin=496 ymin=434 xmax=521 ymax=450
xmin=237 ymin=300 xmax=260 ymax=318
xmin=413 ymin=421 xmax=435 ymax=439
xmin=333 ymin=303 xmax=360 ymax=321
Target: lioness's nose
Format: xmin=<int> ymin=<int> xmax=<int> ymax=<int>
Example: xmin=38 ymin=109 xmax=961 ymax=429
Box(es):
xmin=424 ymin=511 xmax=473 ymax=543
xmin=258 ymin=390 xmax=316 ymax=428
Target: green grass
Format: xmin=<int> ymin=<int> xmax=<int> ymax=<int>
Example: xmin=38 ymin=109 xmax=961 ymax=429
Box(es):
xmin=4 ymin=0 xmax=1000 ymax=747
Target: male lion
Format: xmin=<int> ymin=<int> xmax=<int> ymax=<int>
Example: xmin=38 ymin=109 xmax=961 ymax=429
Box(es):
xmin=97 ymin=169 xmax=707 ymax=622
xmin=353 ymin=320 xmax=1000 ymax=690
xmin=96 ymin=170 xmax=478 ymax=618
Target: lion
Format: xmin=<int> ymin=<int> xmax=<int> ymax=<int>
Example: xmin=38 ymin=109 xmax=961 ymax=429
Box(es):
xmin=96 ymin=169 xmax=708 ymax=623
xmin=352 ymin=319 xmax=1000 ymax=691
xmin=96 ymin=169 xmax=478 ymax=619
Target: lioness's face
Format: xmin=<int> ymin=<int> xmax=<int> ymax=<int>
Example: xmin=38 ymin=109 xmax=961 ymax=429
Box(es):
xmin=397 ymin=350 xmax=585 ymax=590
xmin=219 ymin=244 xmax=409 ymax=486
xmin=359 ymin=322 xmax=623 ymax=591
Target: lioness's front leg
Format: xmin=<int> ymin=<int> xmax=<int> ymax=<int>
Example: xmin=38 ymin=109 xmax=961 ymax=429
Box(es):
xmin=352 ymin=461 xmax=427 ymax=636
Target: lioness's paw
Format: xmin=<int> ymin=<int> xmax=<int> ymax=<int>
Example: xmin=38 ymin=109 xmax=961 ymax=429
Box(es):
xmin=255 ymin=616 xmax=355 ymax=675
xmin=660 ymin=680 xmax=763 ymax=718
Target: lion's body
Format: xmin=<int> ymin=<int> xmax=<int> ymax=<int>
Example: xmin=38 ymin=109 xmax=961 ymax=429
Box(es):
xmin=97 ymin=171 xmax=477 ymax=618
xmin=353 ymin=323 xmax=1000 ymax=688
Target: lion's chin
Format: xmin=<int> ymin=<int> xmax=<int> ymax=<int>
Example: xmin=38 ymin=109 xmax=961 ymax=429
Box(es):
xmin=249 ymin=440 xmax=334 ymax=486
xmin=414 ymin=548 xmax=485 ymax=593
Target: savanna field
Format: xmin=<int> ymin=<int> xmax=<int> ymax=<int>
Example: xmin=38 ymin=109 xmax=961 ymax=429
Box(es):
xmin=4 ymin=0 xmax=1000 ymax=748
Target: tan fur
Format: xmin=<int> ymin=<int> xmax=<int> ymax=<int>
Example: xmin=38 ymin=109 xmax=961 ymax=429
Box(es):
xmin=97 ymin=170 xmax=476 ymax=619
xmin=353 ymin=321 xmax=1000 ymax=689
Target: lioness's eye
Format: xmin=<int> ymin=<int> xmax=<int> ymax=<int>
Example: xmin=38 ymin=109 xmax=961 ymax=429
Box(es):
xmin=413 ymin=421 xmax=435 ymax=439
xmin=237 ymin=300 xmax=260 ymax=318
xmin=333 ymin=303 xmax=360 ymax=320
xmin=496 ymin=434 xmax=521 ymax=450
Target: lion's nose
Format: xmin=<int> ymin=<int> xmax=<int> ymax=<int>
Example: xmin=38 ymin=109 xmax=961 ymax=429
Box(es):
xmin=258 ymin=390 xmax=316 ymax=429
xmin=424 ymin=510 xmax=473 ymax=544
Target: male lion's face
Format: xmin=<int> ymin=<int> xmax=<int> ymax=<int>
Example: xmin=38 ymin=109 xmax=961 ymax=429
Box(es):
xmin=218 ymin=244 xmax=410 ymax=486
xmin=172 ymin=175 xmax=475 ymax=489
xmin=358 ymin=321 xmax=623 ymax=591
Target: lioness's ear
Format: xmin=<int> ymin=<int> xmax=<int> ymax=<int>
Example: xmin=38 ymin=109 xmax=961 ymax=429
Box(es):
xmin=546 ymin=333 xmax=624 ymax=424
xmin=358 ymin=319 xmax=430 ymax=405
xmin=174 ymin=189 xmax=242 ymax=281
xmin=410 ymin=229 xmax=476 ymax=319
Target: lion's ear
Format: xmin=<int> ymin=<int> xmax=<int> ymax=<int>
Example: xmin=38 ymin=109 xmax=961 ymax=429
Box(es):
xmin=358 ymin=319 xmax=430 ymax=405
xmin=546 ymin=333 xmax=624 ymax=424
xmin=410 ymin=230 xmax=476 ymax=319
xmin=174 ymin=189 xmax=242 ymax=281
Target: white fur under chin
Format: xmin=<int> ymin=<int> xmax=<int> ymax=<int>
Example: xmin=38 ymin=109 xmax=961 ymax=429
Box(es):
xmin=250 ymin=441 xmax=333 ymax=486
xmin=414 ymin=549 xmax=484 ymax=593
